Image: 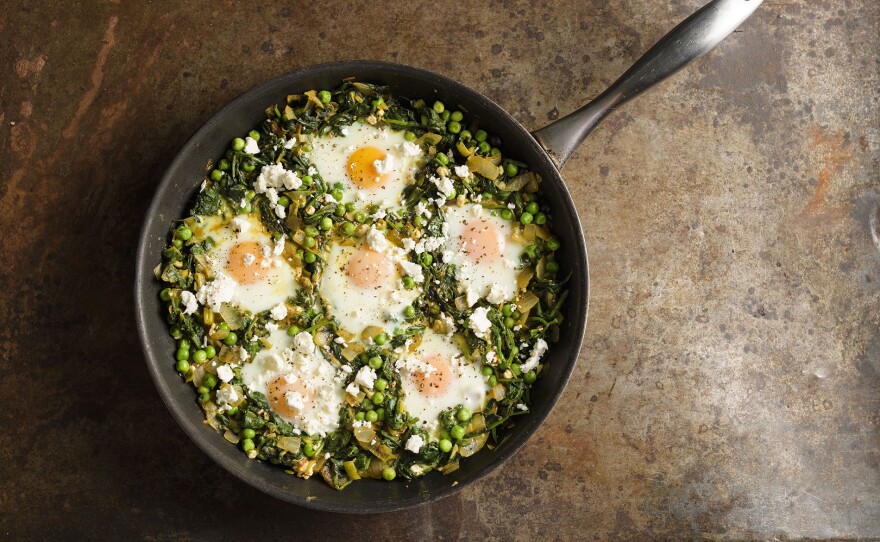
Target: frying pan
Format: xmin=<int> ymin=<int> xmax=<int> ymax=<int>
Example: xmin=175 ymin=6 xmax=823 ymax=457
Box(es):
xmin=136 ymin=0 xmax=762 ymax=513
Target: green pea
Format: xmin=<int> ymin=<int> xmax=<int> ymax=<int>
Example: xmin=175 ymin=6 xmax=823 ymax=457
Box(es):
xmin=175 ymin=360 xmax=190 ymax=373
xmin=478 ymin=141 xmax=491 ymax=154
xmin=447 ymin=120 xmax=461 ymax=134
xmin=500 ymin=209 xmax=514 ymax=220
xmin=501 ymin=304 xmax=513 ymax=317
xmin=439 ymin=439 xmax=453 ymax=453
xmin=227 ymin=406 xmax=238 ymax=416
xmin=179 ymin=227 xmax=193 ymax=241
xmin=525 ymin=244 xmax=537 ymax=258
xmin=193 ymin=349 xmax=207 ymax=363
xmin=488 ymin=375 xmax=497 ymax=386
xmin=382 ymin=467 xmax=396 ymax=481
xmin=404 ymin=131 xmax=416 ymax=142
xmin=241 ymin=190 xmax=254 ymax=201
xmin=304 ymin=236 xmax=316 ymax=248
xmin=374 ymin=378 xmax=388 ymax=392
xmin=440 ymin=110 xmax=451 ymax=121
xmin=547 ymin=238 xmax=561 ymax=251
xmin=240 ymin=202 xmax=252 ymax=214
xmin=432 ymin=101 xmax=445 ymax=114
xmin=203 ymin=373 xmax=218 ymax=389
xmin=210 ymin=169 xmax=223 ymax=181
xmin=287 ymin=325 xmax=301 ymax=336
xmin=301 ymin=175 xmax=313 ymax=186
xmin=171 ymin=239 xmax=183 ymax=249
xmin=341 ymin=222 xmax=356 ymax=235
xmin=223 ymin=332 xmax=238 ymax=345
xmin=446 ymin=189 xmax=457 ymax=200
xmin=421 ymin=253 xmax=433 ymax=266
xmin=524 ymin=370 xmax=537 ymax=384
xmin=368 ymin=356 xmax=383 ymax=369
xmin=232 ymin=138 xmax=245 ymax=152
xmin=218 ymin=158 xmax=230 ymax=171
xmin=176 ymin=348 xmax=190 ymax=361
xmin=535 ymin=212 xmax=547 ymax=225
xmin=277 ymin=196 xmax=290 ymax=208
xmin=374 ymin=333 xmax=387 ymax=346
xmin=242 ymin=428 xmax=256 ymax=439
xmin=204 ymin=345 xmax=216 ymax=358
xmin=503 ymin=162 xmax=519 ymax=177
xmin=242 ymin=161 xmax=255 ymax=172
xmin=403 ymin=305 xmax=416 ymax=319
xmin=450 ymin=425 xmax=465 ymax=440
xmin=303 ymin=251 xmax=317 ymax=264
xmin=241 ymin=438 xmax=255 ymax=452
xmin=218 ymin=322 xmax=230 ymax=333
xmin=402 ymin=276 xmax=415 ymax=289
xmin=355 ymin=212 xmax=367 ymax=223
xmin=520 ymin=212 xmax=534 ymax=225
xmin=490 ymin=147 xmax=502 ymax=157
xmin=511 ymin=310 xmax=521 ymax=320
xmin=318 ymin=90 xmax=332 ymax=104
xmin=511 ymin=363 xmax=521 ymax=376
xmin=248 ymin=130 xmax=260 ymax=142
xmin=481 ymin=366 xmax=493 ymax=377
xmin=413 ymin=215 xmax=427 ymax=227
xmin=475 ymin=129 xmax=488 ymax=142
xmin=525 ymin=201 xmax=539 ymax=214
xmin=504 ymin=316 xmax=516 ymax=328
xmin=376 ymin=407 xmax=385 ymax=420
xmin=355 ymin=411 xmax=365 ymax=421
xmin=303 ymin=442 xmax=317 ymax=458
xmin=457 ymin=407 xmax=472 ymax=423
xmin=331 ymin=188 xmax=344 ymax=202
xmin=199 ymin=392 xmax=211 ymax=403
xmin=365 ymin=410 xmax=379 ymax=423
xmin=160 ymin=288 xmax=172 ymax=301
xmin=372 ymin=97 xmax=385 ymax=109
xmin=345 ymin=202 xmax=356 ymax=212
xmin=546 ymin=261 xmax=559 ymax=273
xmin=459 ymin=130 xmax=472 ymax=141
xmin=435 ymin=152 xmax=449 ymax=165
xmin=170 ymin=326 xmax=182 ymax=339
xmin=304 ymin=226 xmax=319 ymax=237
xmin=510 ymin=345 xmax=519 ymax=357
xmin=197 ymin=386 xmax=209 ymax=395
xmin=450 ymin=111 xmax=463 ymax=122
xmin=179 ymin=339 xmax=192 ymax=350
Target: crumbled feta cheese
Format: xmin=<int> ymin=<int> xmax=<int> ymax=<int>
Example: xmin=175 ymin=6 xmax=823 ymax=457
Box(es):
xmin=264 ymin=352 xmax=284 ymax=371
xmin=485 ymin=350 xmax=497 ymax=365
xmin=216 ymin=384 xmax=239 ymax=405
xmin=405 ymin=434 xmax=425 ymax=454
xmin=373 ymin=208 xmax=387 ymax=219
xmin=465 ymin=287 xmax=480 ymax=308
xmin=307 ymin=166 xmax=318 ymax=176
xmin=256 ymin=163 xmax=302 ymax=192
xmin=401 ymin=141 xmax=422 ymax=157
xmin=442 ymin=250 xmax=454 ymax=264
xmin=285 ymin=391 xmax=304 ymax=410
xmin=373 ymin=153 xmax=395 ymax=175
xmin=334 ymin=336 xmax=347 ymax=345
xmin=402 ymin=238 xmax=416 ymax=252
xmin=507 ymin=202 xmax=516 ymax=209
xmin=231 ymin=216 xmax=250 ymax=234
xmin=274 ymin=204 xmax=286 ymax=219
xmin=396 ymin=355 xmax=437 ymax=376
xmin=341 ymin=364 xmax=353 ymax=374
xmin=366 ymin=226 xmax=389 ymax=252
xmin=345 ymin=382 xmax=360 ymax=396
xmin=243 ymin=136 xmax=260 ymax=155
xmin=440 ymin=313 xmax=457 ymax=336
xmin=454 ymin=165 xmax=470 ymax=178
xmin=399 ymin=260 xmax=424 ymax=283
xmin=196 ymin=272 xmax=236 ymax=311
xmin=486 ymin=283 xmax=511 ymax=305
xmin=429 ymin=175 xmax=455 ymax=199
xmin=516 ymin=403 xmax=529 ymax=411
xmin=273 ymin=235 xmax=285 ymax=255
xmin=355 ymin=366 xmax=377 ymax=390
xmin=216 ymin=365 xmax=234 ymax=383
xmin=265 ymin=322 xmax=279 ymax=332
xmin=293 ymin=331 xmax=314 ymax=353
xmin=180 ymin=290 xmax=198 ymax=315
xmin=414 ymin=201 xmax=432 ymax=218
xmin=270 ymin=303 xmax=288 ymax=321
xmin=340 ymin=126 xmax=349 ymax=136
xmin=242 ymin=253 xmax=256 ymax=267
xmin=236 ymin=346 xmax=249 ymax=363
xmin=471 ymin=204 xmax=483 ymax=217
xmin=468 ymin=307 xmax=492 ymax=339
xmin=520 ymin=338 xmax=549 ymax=373
xmin=283 ymin=138 xmax=296 ymax=149
xmin=352 ymin=420 xmax=372 ymax=429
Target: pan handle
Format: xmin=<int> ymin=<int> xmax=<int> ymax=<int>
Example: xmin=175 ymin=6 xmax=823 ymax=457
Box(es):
xmin=532 ymin=0 xmax=763 ymax=168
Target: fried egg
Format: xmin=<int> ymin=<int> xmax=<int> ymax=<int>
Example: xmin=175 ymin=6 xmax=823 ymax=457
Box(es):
xmin=195 ymin=214 xmax=297 ymax=315
xmin=441 ymin=204 xmax=525 ymax=306
xmin=318 ymin=228 xmax=419 ymax=337
xmin=307 ymin=123 xmax=423 ymax=207
xmin=397 ymin=329 xmax=488 ymax=438
xmin=240 ymin=329 xmax=345 ymax=436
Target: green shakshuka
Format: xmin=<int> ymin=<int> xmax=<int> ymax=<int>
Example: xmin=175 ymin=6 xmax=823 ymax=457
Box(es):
xmin=156 ymin=81 xmax=568 ymax=488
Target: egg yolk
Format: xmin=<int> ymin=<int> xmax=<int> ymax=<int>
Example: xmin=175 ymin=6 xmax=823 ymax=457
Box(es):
xmin=460 ymin=219 xmax=503 ymax=265
xmin=412 ymin=354 xmax=452 ymax=397
xmin=226 ymin=241 xmax=271 ymax=285
xmin=346 ymin=247 xmax=392 ymax=289
xmin=347 ymin=147 xmax=390 ymax=188
xmin=267 ymin=374 xmax=315 ymax=420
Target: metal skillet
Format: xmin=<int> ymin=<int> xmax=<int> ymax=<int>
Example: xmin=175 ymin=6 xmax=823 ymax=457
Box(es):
xmin=135 ymin=0 xmax=762 ymax=513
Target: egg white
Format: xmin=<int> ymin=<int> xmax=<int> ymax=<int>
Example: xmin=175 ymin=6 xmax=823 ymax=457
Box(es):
xmin=307 ymin=123 xmax=422 ymax=207
xmin=196 ymin=214 xmax=297 ymax=315
xmin=441 ymin=205 xmax=525 ymax=306
xmin=397 ymin=329 xmax=488 ymax=439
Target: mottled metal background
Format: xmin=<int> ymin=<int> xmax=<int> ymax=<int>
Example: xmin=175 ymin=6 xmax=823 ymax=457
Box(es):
xmin=1 ymin=1 xmax=878 ymax=540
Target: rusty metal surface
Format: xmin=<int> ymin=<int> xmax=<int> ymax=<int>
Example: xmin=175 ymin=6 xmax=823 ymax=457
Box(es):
xmin=1 ymin=1 xmax=878 ymax=540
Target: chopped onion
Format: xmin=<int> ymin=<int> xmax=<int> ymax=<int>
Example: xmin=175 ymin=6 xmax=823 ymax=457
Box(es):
xmin=343 ymin=460 xmax=361 ymax=481
xmin=277 ymin=436 xmax=302 ymax=453
xmin=353 ymin=425 xmax=376 ymax=444
xmin=439 ymin=460 xmax=460 ymax=475
xmin=459 ymin=433 xmax=488 ymax=457
xmin=223 ymin=430 xmax=240 ymax=444
xmin=466 ymin=154 xmax=502 ymax=181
